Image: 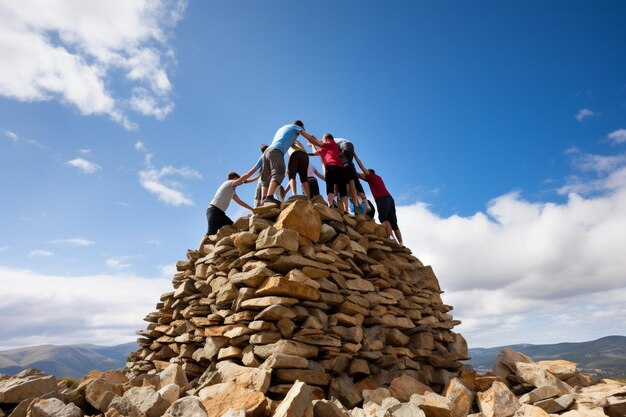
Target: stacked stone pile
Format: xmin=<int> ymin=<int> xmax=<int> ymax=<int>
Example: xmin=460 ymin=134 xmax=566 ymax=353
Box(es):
xmin=1 ymin=349 xmax=624 ymax=417
xmin=127 ymin=197 xmax=469 ymax=399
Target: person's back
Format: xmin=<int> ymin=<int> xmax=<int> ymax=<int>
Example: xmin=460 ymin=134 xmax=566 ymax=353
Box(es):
xmin=269 ymin=124 xmax=303 ymax=154
xmin=365 ymin=171 xmax=390 ymax=199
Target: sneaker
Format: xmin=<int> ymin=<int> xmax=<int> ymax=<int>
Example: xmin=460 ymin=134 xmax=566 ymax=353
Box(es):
xmin=263 ymin=196 xmax=280 ymax=205
xmin=357 ymin=201 xmax=365 ymax=214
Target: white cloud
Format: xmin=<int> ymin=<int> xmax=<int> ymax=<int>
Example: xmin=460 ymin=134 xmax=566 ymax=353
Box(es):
xmin=575 ymin=108 xmax=595 ymax=122
xmin=147 ymin=239 xmax=161 ymax=246
xmin=28 ymin=249 xmax=54 ymax=258
xmin=77 ymin=148 xmax=91 ymax=155
xmin=105 ymin=256 xmax=133 ymax=270
xmin=135 ymin=142 xmax=200 ymax=206
xmin=0 ymin=266 xmax=169 ymax=349
xmin=0 ymin=246 xmax=9 ymax=252
xmin=2 ymin=129 xmax=19 ymax=142
xmin=49 ymin=238 xmax=95 ymax=247
xmin=608 ymin=129 xmax=626 ymax=145
xmin=0 ymin=0 xmax=187 ymax=129
xmin=159 ymin=263 xmax=176 ymax=278
xmin=66 ymin=157 xmax=101 ymax=174
xmin=397 ymin=150 xmax=626 ymax=347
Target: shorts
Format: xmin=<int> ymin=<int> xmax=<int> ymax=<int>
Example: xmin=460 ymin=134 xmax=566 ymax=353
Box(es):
xmin=344 ymin=162 xmax=358 ymax=182
xmin=206 ymin=205 xmax=233 ymax=236
xmin=375 ymin=195 xmax=398 ymax=230
xmin=288 ymin=151 xmax=309 ymax=183
xmin=308 ymin=177 xmax=320 ymax=197
xmin=354 ymin=177 xmax=365 ymax=194
xmin=261 ymin=148 xmax=285 ymax=187
xmin=325 ymin=165 xmax=348 ymax=197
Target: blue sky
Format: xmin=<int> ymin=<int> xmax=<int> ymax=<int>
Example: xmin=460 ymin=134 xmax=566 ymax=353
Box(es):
xmin=1 ymin=0 xmax=625 ymax=349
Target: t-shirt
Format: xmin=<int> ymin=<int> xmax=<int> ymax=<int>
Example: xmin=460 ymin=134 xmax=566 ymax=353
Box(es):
xmin=365 ymin=172 xmax=390 ymax=199
xmin=210 ymin=180 xmax=236 ymax=212
xmin=334 ymin=138 xmax=349 ymax=147
xmin=268 ymin=124 xmax=303 ymax=154
xmin=307 ymin=162 xmax=318 ymax=178
xmin=317 ymin=140 xmax=343 ymax=167
xmin=253 ymin=155 xmax=263 ymax=171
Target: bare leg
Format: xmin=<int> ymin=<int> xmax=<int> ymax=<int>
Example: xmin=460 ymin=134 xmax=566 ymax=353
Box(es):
xmin=383 ymin=221 xmax=393 ymax=239
xmin=288 ymin=179 xmax=297 ymax=196
xmin=327 ymin=193 xmax=334 ymax=207
xmin=341 ymin=196 xmax=350 ymax=213
xmin=301 ymin=181 xmax=311 ymax=198
xmin=267 ymin=180 xmax=279 ymax=198
xmin=393 ymin=229 xmax=403 ymax=246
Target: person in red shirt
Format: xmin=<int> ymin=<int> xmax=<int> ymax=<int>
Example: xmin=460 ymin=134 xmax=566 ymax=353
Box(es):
xmin=305 ymin=133 xmax=350 ymax=211
xmin=354 ymin=153 xmax=403 ymax=245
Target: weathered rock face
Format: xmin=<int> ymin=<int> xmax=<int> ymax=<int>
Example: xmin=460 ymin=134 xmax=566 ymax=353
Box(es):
xmin=128 ymin=199 xmax=468 ymax=398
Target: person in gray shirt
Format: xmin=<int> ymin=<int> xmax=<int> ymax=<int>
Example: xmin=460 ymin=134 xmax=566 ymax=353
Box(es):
xmin=205 ymin=172 xmax=253 ymax=236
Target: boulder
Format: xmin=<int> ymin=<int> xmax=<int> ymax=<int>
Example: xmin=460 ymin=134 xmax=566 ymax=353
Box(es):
xmin=273 ymin=381 xmax=314 ymax=417
xmin=390 ymin=373 xmax=432 ymax=402
xmin=443 ymin=378 xmax=474 ymax=417
xmin=256 ymin=227 xmax=299 ymax=253
xmin=200 ymin=383 xmax=266 ymax=417
xmin=25 ymin=398 xmax=82 ymax=417
xmin=0 ymin=369 xmax=58 ymax=404
xmin=163 ymin=397 xmax=208 ymax=417
xmin=108 ymin=387 xmax=170 ymax=417
xmin=160 ymin=364 xmax=189 ymax=389
xmin=275 ymin=200 xmax=322 ymax=242
xmin=477 ymin=381 xmax=520 ymax=417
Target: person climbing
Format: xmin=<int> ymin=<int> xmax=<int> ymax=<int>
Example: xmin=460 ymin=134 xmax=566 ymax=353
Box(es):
xmin=286 ymin=139 xmax=311 ymax=198
xmin=305 ymin=132 xmax=350 ymax=211
xmin=334 ymin=137 xmax=367 ymax=214
xmin=354 ymin=153 xmax=403 ymax=245
xmin=260 ymin=120 xmax=318 ymax=205
xmin=205 ymin=172 xmax=253 ymax=237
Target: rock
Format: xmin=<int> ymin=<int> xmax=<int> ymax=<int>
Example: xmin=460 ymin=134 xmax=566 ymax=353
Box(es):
xmin=410 ymin=392 xmax=453 ymax=417
xmin=329 ymin=374 xmax=362 ymax=409
xmin=261 ymin=353 xmax=309 ymax=370
xmin=109 ymin=387 xmax=170 ymax=417
xmin=275 ymin=200 xmax=322 ymax=242
xmin=160 ymin=364 xmax=189 ymax=389
xmin=535 ymin=360 xmax=577 ymax=380
xmin=274 ymin=369 xmax=330 ymax=386
xmin=159 ymin=384 xmax=181 ymax=405
xmin=389 ymin=402 xmax=426 ymax=417
xmin=215 ymin=362 xmax=271 ymax=393
xmin=443 ymin=378 xmax=474 ymax=417
xmin=534 ymin=394 xmax=574 ymax=413
xmin=390 ymin=373 xmax=432 ymax=402
xmin=605 ymin=396 xmax=626 ymax=417
xmin=0 ymin=369 xmax=58 ymax=404
xmin=362 ymin=388 xmax=391 ymax=406
xmin=492 ymin=349 xmax=532 ymax=381
xmin=313 ymin=400 xmax=350 ymax=417
xmin=511 ymin=405 xmax=550 ymax=417
xmin=85 ymin=378 xmax=120 ymax=411
xmin=314 ymin=203 xmax=343 ymax=222
xmin=200 ymin=383 xmax=266 ymax=417
xmin=26 ymin=398 xmax=82 ymax=417
xmin=477 ymin=381 xmax=520 ymax=417
xmin=256 ymin=227 xmax=299 ymax=253
xmin=273 ymin=381 xmax=313 ymax=417
xmin=256 ymin=276 xmax=320 ymax=301
xmin=319 ymin=224 xmax=337 ymax=243
xmin=254 ymin=340 xmax=319 ymax=359
xmin=518 ymin=385 xmax=559 ymax=404
xmin=163 ymin=397 xmax=208 ymax=417
xmin=193 ymin=337 xmax=230 ymax=361
xmin=240 ymin=296 xmax=299 ymax=310
xmin=255 ymin=305 xmax=296 ymax=321
xmin=515 ymin=363 xmax=571 ymax=395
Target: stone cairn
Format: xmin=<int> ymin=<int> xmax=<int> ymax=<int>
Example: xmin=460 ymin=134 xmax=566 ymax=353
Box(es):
xmin=1 ymin=199 xmax=625 ymax=417
xmin=128 ymin=197 xmax=469 ymax=400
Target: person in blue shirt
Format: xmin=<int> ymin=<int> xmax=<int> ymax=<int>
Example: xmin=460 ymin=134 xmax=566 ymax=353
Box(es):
xmin=260 ymin=120 xmax=318 ymax=204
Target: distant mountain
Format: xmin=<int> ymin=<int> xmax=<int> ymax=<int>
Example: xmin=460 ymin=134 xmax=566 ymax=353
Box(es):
xmin=0 ymin=342 xmax=137 ymax=378
xmin=469 ymin=335 xmax=626 ymax=378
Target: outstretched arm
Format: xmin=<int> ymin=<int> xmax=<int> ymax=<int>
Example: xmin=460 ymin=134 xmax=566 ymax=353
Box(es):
xmin=353 ymin=153 xmax=369 ymax=176
xmin=232 ymin=172 xmax=252 ymax=187
xmin=301 ymin=130 xmax=322 ymax=148
xmin=313 ymin=167 xmax=325 ymax=181
xmin=245 ymin=172 xmax=261 ymax=183
xmin=233 ymin=193 xmax=254 ymax=211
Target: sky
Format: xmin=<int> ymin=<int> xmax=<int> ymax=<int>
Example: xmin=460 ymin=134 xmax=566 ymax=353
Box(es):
xmin=1 ymin=0 xmax=625 ymax=350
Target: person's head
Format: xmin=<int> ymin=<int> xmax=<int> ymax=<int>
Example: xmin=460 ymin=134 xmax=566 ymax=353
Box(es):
xmin=368 ymin=169 xmax=376 ymax=174
xmin=227 ymin=172 xmax=240 ymax=180
xmin=260 ymin=144 xmax=268 ymax=153
xmin=323 ymin=133 xmax=334 ymax=142
xmin=293 ymin=120 xmax=304 ymax=130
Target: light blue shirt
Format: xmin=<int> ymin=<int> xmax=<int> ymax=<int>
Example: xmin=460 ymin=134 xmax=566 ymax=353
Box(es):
xmin=268 ymin=124 xmax=303 ymax=154
xmin=253 ymin=155 xmax=263 ymax=171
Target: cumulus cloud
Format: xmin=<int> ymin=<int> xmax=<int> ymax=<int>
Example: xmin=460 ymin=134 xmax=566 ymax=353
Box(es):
xmin=398 ymin=149 xmax=626 ymax=347
xmin=2 ymin=129 xmax=19 ymax=142
xmin=66 ymin=157 xmax=101 ymax=174
xmin=105 ymin=256 xmax=133 ymax=270
xmin=28 ymin=249 xmax=54 ymax=258
xmin=0 ymin=0 xmax=186 ymax=129
xmin=575 ymin=108 xmax=596 ymax=122
xmin=0 ymin=266 xmax=169 ymax=349
xmin=135 ymin=141 xmax=200 ymax=206
xmin=608 ymin=129 xmax=626 ymax=145
xmin=159 ymin=263 xmax=177 ymax=278
xmin=49 ymin=238 xmax=95 ymax=246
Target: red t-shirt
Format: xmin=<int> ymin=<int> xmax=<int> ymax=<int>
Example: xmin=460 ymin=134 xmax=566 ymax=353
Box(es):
xmin=318 ymin=141 xmax=343 ymax=167
xmin=365 ymin=172 xmax=390 ymax=199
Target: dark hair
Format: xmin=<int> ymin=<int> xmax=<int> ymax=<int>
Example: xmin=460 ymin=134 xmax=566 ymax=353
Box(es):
xmin=323 ymin=133 xmax=334 ymax=141
xmin=293 ymin=120 xmax=304 ymax=128
xmin=227 ymin=172 xmax=240 ymax=180
xmin=369 ymin=169 xmax=375 ymax=174
xmin=260 ymin=144 xmax=268 ymax=153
